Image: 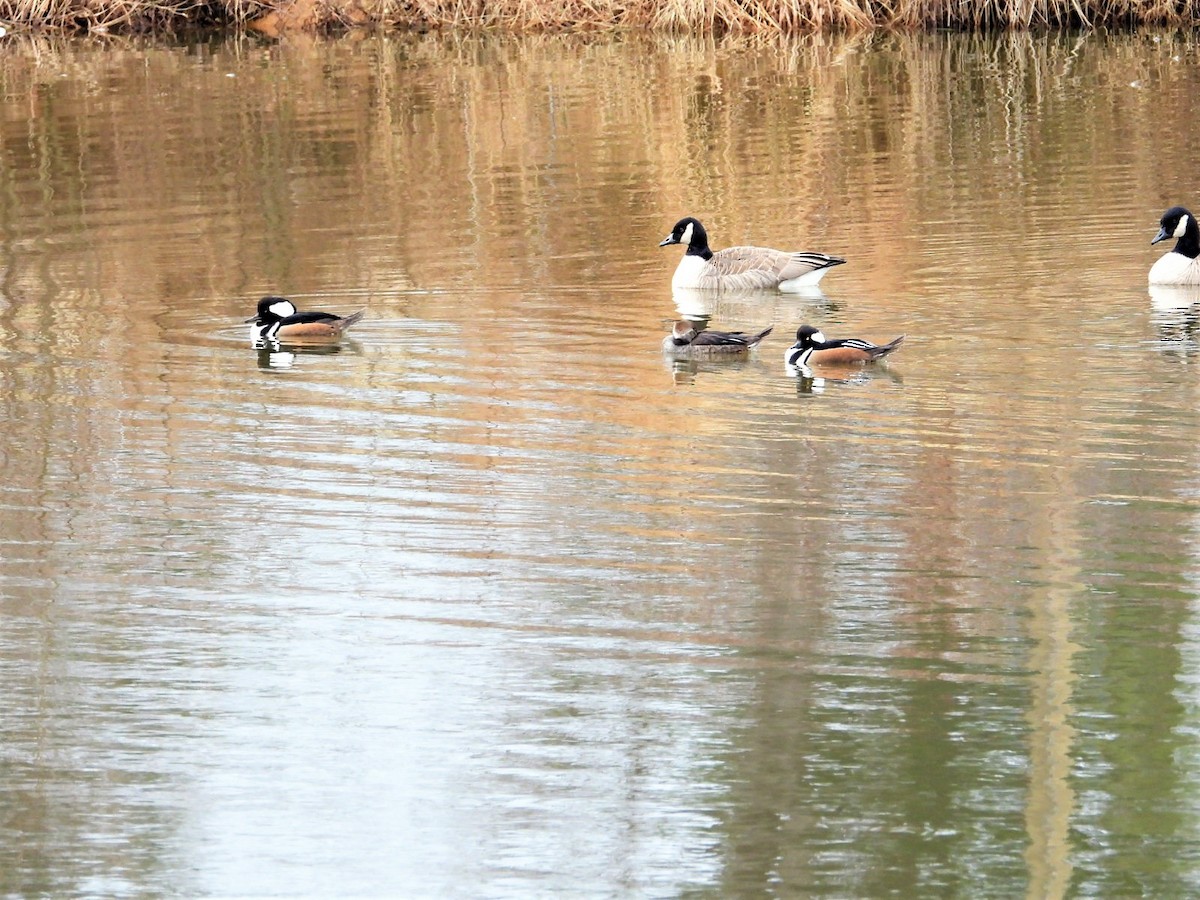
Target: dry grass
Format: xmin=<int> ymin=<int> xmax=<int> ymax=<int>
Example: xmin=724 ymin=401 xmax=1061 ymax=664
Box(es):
xmin=0 ymin=0 xmax=268 ymax=30
xmin=362 ymin=0 xmax=1199 ymax=31
xmin=0 ymin=0 xmax=1194 ymax=34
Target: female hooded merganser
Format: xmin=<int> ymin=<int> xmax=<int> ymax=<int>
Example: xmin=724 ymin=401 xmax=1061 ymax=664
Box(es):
xmin=663 ymin=320 xmax=773 ymax=355
xmin=785 ymin=325 xmax=905 ymax=368
xmin=659 ymin=217 xmax=845 ymax=293
xmin=246 ymin=296 xmax=366 ymax=341
xmin=1150 ymin=206 xmax=1200 ymax=285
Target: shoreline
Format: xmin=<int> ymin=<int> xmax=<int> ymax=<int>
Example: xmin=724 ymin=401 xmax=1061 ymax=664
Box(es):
xmin=0 ymin=0 xmax=1195 ymax=36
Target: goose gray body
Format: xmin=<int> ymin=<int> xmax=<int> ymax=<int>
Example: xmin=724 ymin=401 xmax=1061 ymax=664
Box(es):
xmin=660 ymin=217 xmax=845 ymax=293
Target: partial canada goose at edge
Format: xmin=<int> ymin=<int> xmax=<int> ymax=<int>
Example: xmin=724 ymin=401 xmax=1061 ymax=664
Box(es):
xmin=1150 ymin=206 xmax=1200 ymax=286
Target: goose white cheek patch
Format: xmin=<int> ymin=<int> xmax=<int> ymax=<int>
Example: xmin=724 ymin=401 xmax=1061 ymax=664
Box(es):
xmin=1176 ymin=215 xmax=1190 ymax=239
xmin=680 ymin=222 xmax=693 ymax=245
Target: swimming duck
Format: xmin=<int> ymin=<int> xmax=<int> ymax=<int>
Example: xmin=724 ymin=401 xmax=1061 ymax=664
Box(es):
xmin=659 ymin=217 xmax=845 ymax=293
xmin=246 ymin=296 xmax=366 ymax=341
xmin=1150 ymin=206 xmax=1200 ymax=285
xmin=785 ymin=325 xmax=904 ymax=368
xmin=663 ymin=320 xmax=773 ymax=355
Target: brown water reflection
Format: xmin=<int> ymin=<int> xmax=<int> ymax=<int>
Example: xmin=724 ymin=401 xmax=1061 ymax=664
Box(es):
xmin=2 ymin=28 xmax=1200 ymax=897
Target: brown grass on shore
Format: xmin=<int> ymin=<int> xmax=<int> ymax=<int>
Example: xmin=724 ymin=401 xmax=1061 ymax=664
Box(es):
xmin=350 ymin=0 xmax=1200 ymax=31
xmin=0 ymin=0 xmax=1195 ymax=34
xmin=0 ymin=0 xmax=267 ymax=31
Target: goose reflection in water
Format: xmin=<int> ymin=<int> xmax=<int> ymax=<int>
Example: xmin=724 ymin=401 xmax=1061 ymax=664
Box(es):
xmin=1149 ymin=284 xmax=1200 ymax=346
xmin=671 ymin=285 xmax=839 ymax=325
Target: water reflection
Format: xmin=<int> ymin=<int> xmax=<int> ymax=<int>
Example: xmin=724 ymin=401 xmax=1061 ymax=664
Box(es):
xmin=789 ymin=364 xmax=902 ymax=393
xmin=664 ymin=352 xmax=763 ymax=384
xmin=2 ymin=27 xmax=1200 ymax=899
xmin=672 ymin=286 xmax=724 ymax=322
xmin=1149 ymin=284 xmax=1200 ymax=345
xmin=253 ymin=341 xmax=360 ymax=369
xmin=672 ymin=285 xmax=840 ymax=323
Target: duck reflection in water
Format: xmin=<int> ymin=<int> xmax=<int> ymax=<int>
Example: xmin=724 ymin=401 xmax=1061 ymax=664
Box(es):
xmin=254 ymin=339 xmax=355 ymax=370
xmin=666 ymin=351 xmax=761 ymax=384
xmin=257 ymin=347 xmax=297 ymax=369
xmin=793 ymin=363 xmax=906 ymax=394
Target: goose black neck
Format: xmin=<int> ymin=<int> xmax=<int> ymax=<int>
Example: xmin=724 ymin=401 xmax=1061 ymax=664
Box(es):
xmin=683 ymin=220 xmax=712 ymax=259
xmin=1177 ymin=218 xmax=1200 ymax=259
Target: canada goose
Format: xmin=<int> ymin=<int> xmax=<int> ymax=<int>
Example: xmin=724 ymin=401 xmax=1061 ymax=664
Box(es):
xmin=246 ymin=296 xmax=366 ymax=341
xmin=662 ymin=320 xmax=773 ymax=355
xmin=659 ymin=217 xmax=845 ymax=292
xmin=1151 ymin=207 xmax=1200 ymax=285
xmin=785 ymin=325 xmax=904 ymax=368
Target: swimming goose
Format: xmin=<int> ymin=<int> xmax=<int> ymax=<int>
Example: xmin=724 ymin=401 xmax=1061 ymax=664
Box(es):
xmin=246 ymin=296 xmax=366 ymax=341
xmin=785 ymin=325 xmax=904 ymax=368
xmin=1151 ymin=207 xmax=1200 ymax=285
xmin=662 ymin=320 xmax=773 ymax=355
xmin=659 ymin=217 xmax=845 ymax=293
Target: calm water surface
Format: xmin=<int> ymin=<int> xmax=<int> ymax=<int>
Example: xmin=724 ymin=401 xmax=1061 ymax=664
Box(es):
xmin=3 ymin=28 xmax=1200 ymax=897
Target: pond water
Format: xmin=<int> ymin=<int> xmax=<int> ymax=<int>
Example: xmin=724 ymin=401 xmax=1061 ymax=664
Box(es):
xmin=2 ymin=26 xmax=1200 ymax=897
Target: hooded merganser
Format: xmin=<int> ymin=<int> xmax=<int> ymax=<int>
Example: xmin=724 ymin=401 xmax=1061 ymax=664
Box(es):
xmin=1151 ymin=206 xmax=1200 ymax=285
xmin=246 ymin=296 xmax=366 ymax=341
xmin=659 ymin=217 xmax=845 ymax=293
xmin=663 ymin=320 xmax=773 ymax=355
xmin=785 ymin=325 xmax=904 ymax=368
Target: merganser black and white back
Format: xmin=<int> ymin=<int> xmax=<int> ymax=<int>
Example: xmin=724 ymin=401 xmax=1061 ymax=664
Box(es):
xmin=1150 ymin=206 xmax=1200 ymax=285
xmin=785 ymin=325 xmax=904 ymax=368
xmin=246 ymin=296 xmax=366 ymax=341
xmin=663 ymin=320 xmax=773 ymax=355
xmin=659 ymin=217 xmax=845 ymax=293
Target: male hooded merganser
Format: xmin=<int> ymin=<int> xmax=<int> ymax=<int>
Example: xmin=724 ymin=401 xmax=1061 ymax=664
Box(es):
xmin=659 ymin=217 xmax=845 ymax=293
xmin=663 ymin=320 xmax=773 ymax=355
xmin=246 ymin=296 xmax=366 ymax=341
xmin=785 ymin=325 xmax=905 ymax=368
xmin=1150 ymin=206 xmax=1200 ymax=285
